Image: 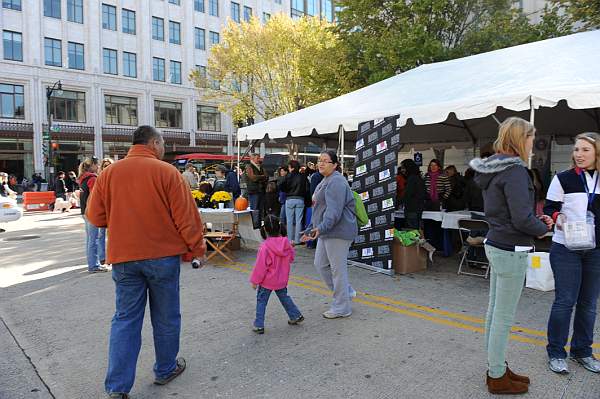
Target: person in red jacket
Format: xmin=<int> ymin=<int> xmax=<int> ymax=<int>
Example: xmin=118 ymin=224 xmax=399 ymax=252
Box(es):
xmin=249 ymin=214 xmax=304 ymax=334
xmin=77 ymin=157 xmax=107 ymax=273
xmin=87 ymin=126 xmax=206 ymax=399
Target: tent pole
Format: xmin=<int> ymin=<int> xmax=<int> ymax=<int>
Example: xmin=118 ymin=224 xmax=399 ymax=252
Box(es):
xmin=529 ymin=97 xmax=535 ymax=168
xmin=236 ymin=131 xmax=241 ymax=187
xmin=339 ymin=125 xmax=345 ymax=172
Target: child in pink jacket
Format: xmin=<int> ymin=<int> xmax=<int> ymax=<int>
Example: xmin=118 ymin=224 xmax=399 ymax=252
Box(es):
xmin=250 ymin=215 xmax=304 ymax=334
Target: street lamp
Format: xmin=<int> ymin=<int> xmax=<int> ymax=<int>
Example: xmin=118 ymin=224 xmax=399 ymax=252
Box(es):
xmin=45 ymin=80 xmax=62 ymax=184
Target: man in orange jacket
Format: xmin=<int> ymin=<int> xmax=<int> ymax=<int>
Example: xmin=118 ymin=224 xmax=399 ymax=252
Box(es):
xmin=87 ymin=126 xmax=206 ymax=399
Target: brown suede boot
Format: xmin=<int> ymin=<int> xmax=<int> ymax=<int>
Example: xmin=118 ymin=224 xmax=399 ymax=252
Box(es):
xmin=506 ymin=364 xmax=530 ymax=384
xmin=487 ymin=371 xmax=528 ymax=394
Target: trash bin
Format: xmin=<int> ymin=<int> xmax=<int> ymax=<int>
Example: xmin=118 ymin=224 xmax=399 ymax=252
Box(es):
xmin=392 ymin=240 xmax=427 ymax=274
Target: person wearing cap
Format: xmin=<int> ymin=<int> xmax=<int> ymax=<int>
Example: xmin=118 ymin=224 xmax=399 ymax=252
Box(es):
xmin=182 ymin=163 xmax=199 ymax=190
xmin=86 ymin=126 xmax=206 ymax=398
xmin=245 ymin=153 xmax=268 ymax=226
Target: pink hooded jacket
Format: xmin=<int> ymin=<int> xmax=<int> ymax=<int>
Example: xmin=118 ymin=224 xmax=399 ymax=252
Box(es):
xmin=249 ymin=237 xmax=295 ymax=290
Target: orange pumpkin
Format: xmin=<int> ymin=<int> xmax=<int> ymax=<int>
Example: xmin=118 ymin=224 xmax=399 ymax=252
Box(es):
xmin=234 ymin=196 xmax=249 ymax=211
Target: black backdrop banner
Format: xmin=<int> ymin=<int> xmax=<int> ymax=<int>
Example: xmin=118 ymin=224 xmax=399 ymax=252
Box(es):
xmin=349 ymin=116 xmax=400 ymax=270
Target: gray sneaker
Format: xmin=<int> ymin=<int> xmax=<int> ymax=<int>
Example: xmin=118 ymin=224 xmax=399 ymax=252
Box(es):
xmin=322 ymin=310 xmax=351 ymax=319
xmin=548 ymin=358 xmax=569 ymax=374
xmin=572 ymin=356 xmax=600 ymax=373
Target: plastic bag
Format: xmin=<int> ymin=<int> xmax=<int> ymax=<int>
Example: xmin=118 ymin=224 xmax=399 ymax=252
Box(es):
xmin=561 ymin=211 xmax=596 ymax=251
xmin=526 ymin=252 xmax=554 ymax=291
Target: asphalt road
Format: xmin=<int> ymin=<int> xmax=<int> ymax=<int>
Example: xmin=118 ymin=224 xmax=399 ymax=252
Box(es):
xmin=1 ymin=212 xmax=599 ymax=399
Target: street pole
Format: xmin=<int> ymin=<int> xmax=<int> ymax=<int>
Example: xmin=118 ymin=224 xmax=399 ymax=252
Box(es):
xmin=45 ymin=80 xmax=62 ymax=186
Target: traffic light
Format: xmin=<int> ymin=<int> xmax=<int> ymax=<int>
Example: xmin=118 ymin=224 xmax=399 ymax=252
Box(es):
xmin=51 ymin=141 xmax=59 ymax=150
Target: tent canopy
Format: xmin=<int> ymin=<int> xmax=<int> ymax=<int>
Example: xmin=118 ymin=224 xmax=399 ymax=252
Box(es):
xmin=238 ymin=30 xmax=600 ymax=143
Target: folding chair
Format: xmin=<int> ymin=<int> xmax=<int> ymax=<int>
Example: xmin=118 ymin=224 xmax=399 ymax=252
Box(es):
xmin=457 ymin=219 xmax=490 ymax=278
xmin=200 ymin=210 xmax=238 ymax=262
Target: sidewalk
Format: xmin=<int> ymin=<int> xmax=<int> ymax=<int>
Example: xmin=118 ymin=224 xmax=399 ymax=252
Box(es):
xmin=1 ymin=212 xmax=599 ymax=398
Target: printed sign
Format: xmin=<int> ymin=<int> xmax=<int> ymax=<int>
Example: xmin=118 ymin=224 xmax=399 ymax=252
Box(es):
xmin=349 ymin=116 xmax=401 ymax=270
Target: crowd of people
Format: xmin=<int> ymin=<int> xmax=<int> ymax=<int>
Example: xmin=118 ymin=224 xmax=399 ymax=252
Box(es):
xmin=6 ymin=116 xmax=600 ymax=398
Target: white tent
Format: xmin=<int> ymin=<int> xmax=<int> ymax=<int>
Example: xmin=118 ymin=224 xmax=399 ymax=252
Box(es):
xmin=238 ymin=30 xmax=600 ymax=144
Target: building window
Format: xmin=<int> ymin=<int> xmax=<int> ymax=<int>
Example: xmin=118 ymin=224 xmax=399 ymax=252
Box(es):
xmin=103 ymin=48 xmax=117 ymax=75
xmin=194 ymin=0 xmax=204 ymax=12
xmin=262 ymin=12 xmax=270 ymax=23
xmin=44 ymin=38 xmax=62 ymax=67
xmin=209 ymin=0 xmax=218 ymax=16
xmin=209 ymin=31 xmax=219 ymax=46
xmin=196 ymin=65 xmax=207 ymax=88
xmin=122 ymin=52 xmax=136 ymax=78
xmin=194 ymin=28 xmax=205 ymax=50
xmin=105 ymin=95 xmax=137 ymax=126
xmin=291 ymin=0 xmax=304 ymax=18
xmin=154 ymin=100 xmax=182 ymax=129
xmin=152 ymin=17 xmax=164 ymax=41
xmin=153 ymin=57 xmax=165 ymax=82
xmin=102 ymin=4 xmax=117 ymax=30
xmin=321 ymin=0 xmax=333 ymax=22
xmin=231 ymin=2 xmax=240 ymax=23
xmin=67 ymin=0 xmax=83 ymax=23
xmin=3 ymin=31 xmax=22 ymax=62
xmin=3 ymin=0 xmax=21 ymax=11
xmin=243 ymin=6 xmax=252 ymax=22
xmin=44 ymin=0 xmax=61 ymax=19
xmin=122 ymin=9 xmax=136 ymax=35
xmin=170 ymin=61 xmax=182 ymax=84
xmin=67 ymin=42 xmax=84 ymax=70
xmin=0 ymin=84 xmax=24 ymax=119
xmin=197 ymin=105 xmax=221 ymax=131
xmin=48 ymin=90 xmax=85 ymax=123
xmin=169 ymin=21 xmax=181 ymax=45
xmin=307 ymin=0 xmax=317 ymax=16
xmin=168 ymin=0 xmax=180 ymax=4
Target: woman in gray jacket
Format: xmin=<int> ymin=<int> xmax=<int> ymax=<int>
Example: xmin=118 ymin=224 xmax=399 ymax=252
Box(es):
xmin=470 ymin=117 xmax=552 ymax=395
xmin=302 ymin=150 xmax=357 ymax=319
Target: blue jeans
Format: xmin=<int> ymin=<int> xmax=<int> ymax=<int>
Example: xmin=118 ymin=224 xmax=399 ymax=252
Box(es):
xmin=547 ymin=243 xmax=600 ymax=359
xmin=285 ymin=198 xmax=304 ymax=244
xmin=83 ymin=216 xmax=106 ymax=271
xmin=105 ymin=256 xmax=181 ymax=395
xmin=279 ymin=201 xmax=286 ymax=223
xmin=254 ymin=286 xmax=302 ymax=329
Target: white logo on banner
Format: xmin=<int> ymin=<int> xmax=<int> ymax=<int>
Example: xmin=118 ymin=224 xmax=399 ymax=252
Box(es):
xmin=356 ymin=138 xmax=365 ymax=150
xmin=376 ymin=141 xmax=388 ymax=153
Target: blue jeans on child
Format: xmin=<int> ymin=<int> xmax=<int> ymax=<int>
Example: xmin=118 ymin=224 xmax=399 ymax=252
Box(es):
xmin=547 ymin=243 xmax=600 ymax=359
xmin=254 ymin=286 xmax=302 ymax=328
xmin=105 ymin=256 xmax=181 ymax=395
xmin=83 ymin=216 xmax=106 ymax=271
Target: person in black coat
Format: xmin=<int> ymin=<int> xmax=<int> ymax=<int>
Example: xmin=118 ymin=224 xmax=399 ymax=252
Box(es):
xmin=278 ymin=160 xmax=308 ymax=244
xmin=398 ymin=159 xmax=427 ymax=229
xmin=54 ymin=171 xmax=68 ymax=201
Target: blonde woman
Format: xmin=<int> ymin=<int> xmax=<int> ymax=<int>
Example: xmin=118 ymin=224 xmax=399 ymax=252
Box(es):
xmin=78 ymin=157 xmax=108 ymax=273
xmin=544 ymin=132 xmax=600 ymax=374
xmin=470 ymin=117 xmax=551 ymax=394
xmin=101 ymin=157 xmax=115 ymax=172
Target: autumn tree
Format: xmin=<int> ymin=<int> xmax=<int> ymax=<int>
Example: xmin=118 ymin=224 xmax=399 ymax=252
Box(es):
xmin=189 ymin=14 xmax=353 ymax=125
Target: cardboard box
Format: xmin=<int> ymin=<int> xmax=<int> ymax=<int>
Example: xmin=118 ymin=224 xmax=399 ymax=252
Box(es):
xmin=392 ymin=240 xmax=427 ymax=274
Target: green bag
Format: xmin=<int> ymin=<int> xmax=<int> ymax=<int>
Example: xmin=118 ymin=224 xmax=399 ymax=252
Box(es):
xmin=352 ymin=191 xmax=369 ymax=227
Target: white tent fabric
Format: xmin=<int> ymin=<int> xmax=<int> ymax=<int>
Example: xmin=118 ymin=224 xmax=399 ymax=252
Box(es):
xmin=238 ymin=30 xmax=600 ymax=141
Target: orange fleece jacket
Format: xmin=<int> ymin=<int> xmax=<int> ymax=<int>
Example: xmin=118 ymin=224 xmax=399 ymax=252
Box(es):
xmin=86 ymin=145 xmax=206 ymax=264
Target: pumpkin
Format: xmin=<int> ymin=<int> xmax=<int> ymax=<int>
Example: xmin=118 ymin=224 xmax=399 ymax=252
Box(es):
xmin=234 ymin=196 xmax=249 ymax=211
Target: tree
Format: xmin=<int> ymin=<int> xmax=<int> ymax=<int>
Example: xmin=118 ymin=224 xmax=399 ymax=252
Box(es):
xmin=551 ymin=0 xmax=600 ymax=29
xmin=190 ymin=14 xmax=354 ymax=125
xmin=335 ymin=0 xmax=572 ymax=89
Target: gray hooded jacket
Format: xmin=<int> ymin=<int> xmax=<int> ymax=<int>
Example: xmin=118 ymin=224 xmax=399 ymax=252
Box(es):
xmin=469 ymin=154 xmax=547 ymax=248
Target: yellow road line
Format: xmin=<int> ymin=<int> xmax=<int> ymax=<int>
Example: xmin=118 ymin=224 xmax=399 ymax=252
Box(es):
xmin=216 ymin=260 xmax=600 ymax=352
